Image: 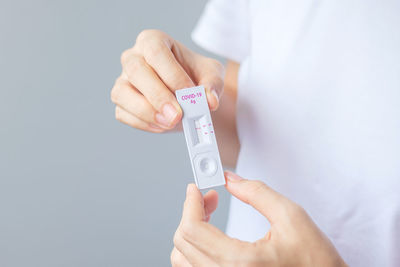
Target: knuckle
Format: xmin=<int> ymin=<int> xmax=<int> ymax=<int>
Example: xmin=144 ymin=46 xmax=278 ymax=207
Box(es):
xmin=136 ymin=30 xmax=152 ymax=43
xmin=136 ymin=29 xmax=162 ymax=44
xmin=243 ymin=180 xmax=269 ymax=206
xmin=143 ymin=38 xmax=165 ymax=60
xmin=125 ymin=55 xmax=145 ymax=75
xmin=277 ymin=198 xmax=306 ymax=223
xmin=170 ymin=249 xmax=179 ymax=266
xmin=110 ymin=77 xmax=127 ymax=103
xmin=173 ymin=231 xmax=181 ymax=247
xmin=120 ymin=49 xmax=131 ymax=64
xmin=170 ymin=257 xmax=179 ymax=267
xmin=288 ymin=202 xmax=306 ymax=217
xmin=110 ymin=84 xmax=120 ymax=103
xmin=179 ymin=221 xmax=196 ymax=241
xmin=115 ymin=107 xmax=122 ymax=121
xmin=248 ymin=180 xmax=267 ymax=196
xmin=171 ymin=256 xmax=183 ymax=267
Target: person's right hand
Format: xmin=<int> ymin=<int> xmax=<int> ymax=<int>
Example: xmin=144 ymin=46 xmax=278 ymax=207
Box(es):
xmin=111 ymin=29 xmax=224 ymax=133
xmin=171 ymin=172 xmax=348 ymax=267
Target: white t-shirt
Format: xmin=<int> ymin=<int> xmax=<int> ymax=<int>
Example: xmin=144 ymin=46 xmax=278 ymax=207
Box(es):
xmin=192 ymin=0 xmax=400 ymax=266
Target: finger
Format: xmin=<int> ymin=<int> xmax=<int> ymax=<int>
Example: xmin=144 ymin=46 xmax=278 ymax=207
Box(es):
xmin=182 ymin=184 xmax=205 ymax=222
xmin=169 ymin=42 xmax=225 ymax=111
xmin=170 ymin=247 xmax=192 ymax=267
xmin=111 ymin=78 xmax=163 ymax=126
xmin=115 ymin=106 xmax=164 ymax=133
xmin=203 ymin=190 xmax=218 ymax=219
xmin=140 ymin=37 xmax=195 ymax=91
xmin=191 ymin=56 xmax=224 ymax=111
xmin=173 ymin=237 xmax=218 ymax=267
xmin=176 ymin=222 xmax=248 ymax=265
xmin=122 ymin=53 xmax=182 ymax=128
xmin=202 ymin=74 xmax=224 ymax=112
xmin=224 ymin=171 xmax=288 ymax=224
xmin=180 ymin=184 xmax=247 ymax=262
xmin=205 ymin=86 xmax=221 ymax=112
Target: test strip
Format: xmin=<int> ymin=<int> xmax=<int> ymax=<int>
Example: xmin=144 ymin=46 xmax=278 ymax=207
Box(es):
xmin=176 ymin=86 xmax=225 ymax=189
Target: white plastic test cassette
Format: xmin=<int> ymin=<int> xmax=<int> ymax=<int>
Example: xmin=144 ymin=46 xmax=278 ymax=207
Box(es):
xmin=176 ymin=86 xmax=225 ymax=189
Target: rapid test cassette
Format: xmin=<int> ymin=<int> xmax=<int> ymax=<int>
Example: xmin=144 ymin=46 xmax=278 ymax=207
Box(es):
xmin=176 ymin=86 xmax=225 ymax=189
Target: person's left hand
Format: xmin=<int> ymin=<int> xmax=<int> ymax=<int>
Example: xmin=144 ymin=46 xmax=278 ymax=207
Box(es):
xmin=171 ymin=171 xmax=347 ymax=267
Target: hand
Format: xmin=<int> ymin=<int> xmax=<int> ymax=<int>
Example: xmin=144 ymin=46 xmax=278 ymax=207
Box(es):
xmin=111 ymin=29 xmax=224 ymax=132
xmin=171 ymin=172 xmax=347 ymax=267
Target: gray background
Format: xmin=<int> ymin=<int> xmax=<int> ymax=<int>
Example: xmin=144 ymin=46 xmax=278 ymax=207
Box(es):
xmin=0 ymin=1 xmax=230 ymax=266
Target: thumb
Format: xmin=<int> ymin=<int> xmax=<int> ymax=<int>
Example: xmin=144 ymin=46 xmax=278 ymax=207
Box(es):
xmin=224 ymin=171 xmax=290 ymax=224
xmin=203 ymin=190 xmax=219 ymax=221
xmin=182 ymin=183 xmax=205 ymax=222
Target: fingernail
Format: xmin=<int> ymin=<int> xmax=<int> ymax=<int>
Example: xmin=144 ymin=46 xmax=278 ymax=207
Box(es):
xmin=211 ymin=89 xmax=219 ymax=103
xmin=225 ymin=171 xmax=243 ymax=182
xmin=155 ymin=103 xmax=178 ymax=127
xmin=186 ymin=184 xmax=196 ymax=196
xmin=155 ymin=113 xmax=170 ymax=127
xmin=206 ymin=88 xmax=219 ymax=111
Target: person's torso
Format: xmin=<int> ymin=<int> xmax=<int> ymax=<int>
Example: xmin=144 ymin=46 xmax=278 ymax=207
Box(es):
xmin=229 ymin=1 xmax=400 ymax=266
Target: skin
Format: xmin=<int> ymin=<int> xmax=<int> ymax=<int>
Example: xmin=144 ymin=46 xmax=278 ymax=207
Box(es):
xmin=111 ymin=30 xmax=347 ymax=266
xmin=171 ymin=172 xmax=348 ymax=267
xmin=111 ymin=29 xmax=239 ymax=167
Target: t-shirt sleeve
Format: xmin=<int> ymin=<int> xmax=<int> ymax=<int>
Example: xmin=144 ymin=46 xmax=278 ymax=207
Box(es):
xmin=191 ymin=0 xmax=250 ymax=63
